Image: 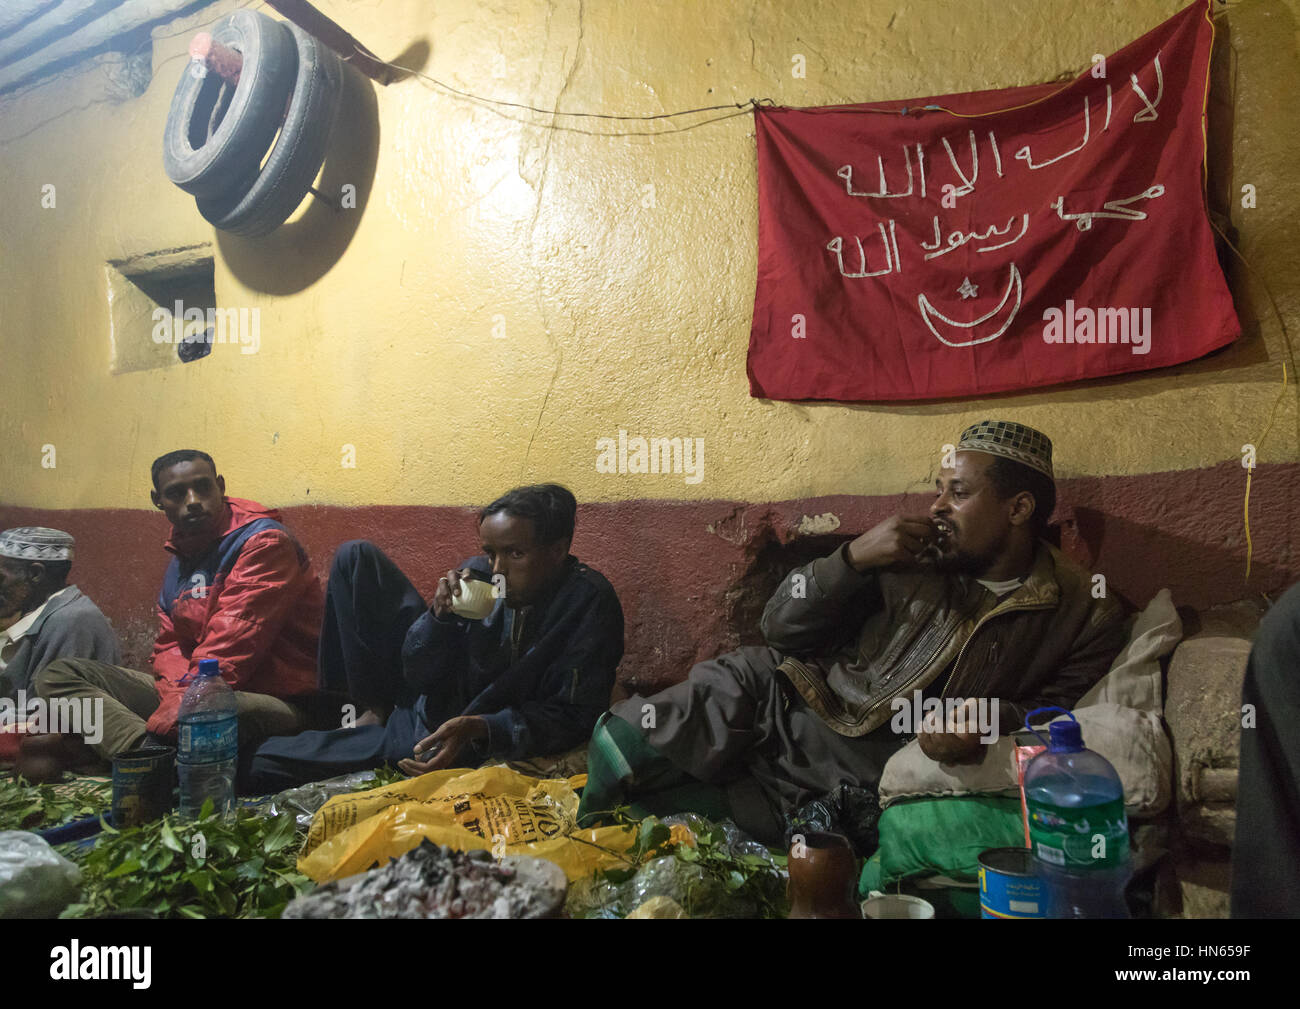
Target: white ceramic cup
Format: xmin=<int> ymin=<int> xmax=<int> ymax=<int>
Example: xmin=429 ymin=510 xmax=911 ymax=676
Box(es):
xmin=451 ymin=576 xmax=497 ymax=620
xmin=861 ymin=893 xmax=935 ymax=919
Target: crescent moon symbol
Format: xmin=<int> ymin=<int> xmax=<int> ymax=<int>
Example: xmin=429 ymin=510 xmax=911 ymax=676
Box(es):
xmin=917 ymin=264 xmax=1023 ymax=348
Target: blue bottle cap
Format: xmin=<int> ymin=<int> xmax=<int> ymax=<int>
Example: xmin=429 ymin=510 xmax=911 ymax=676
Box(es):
xmin=198 ymin=658 xmax=220 ymax=677
xmin=1048 ymin=719 xmax=1084 ymax=753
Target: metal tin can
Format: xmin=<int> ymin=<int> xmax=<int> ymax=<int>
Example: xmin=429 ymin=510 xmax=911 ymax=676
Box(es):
xmin=112 ymin=745 xmax=176 ymax=827
xmin=978 ymin=846 xmax=1045 ymax=919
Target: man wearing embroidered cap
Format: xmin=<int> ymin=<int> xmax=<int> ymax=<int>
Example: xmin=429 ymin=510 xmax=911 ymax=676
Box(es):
xmin=579 ymin=419 xmax=1127 ymax=847
xmin=0 ymin=527 xmax=120 ymax=700
xmin=925 ymin=420 xmax=1060 ymax=580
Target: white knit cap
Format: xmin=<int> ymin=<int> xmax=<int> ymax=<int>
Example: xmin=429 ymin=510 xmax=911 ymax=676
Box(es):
xmin=0 ymin=527 xmax=75 ymax=562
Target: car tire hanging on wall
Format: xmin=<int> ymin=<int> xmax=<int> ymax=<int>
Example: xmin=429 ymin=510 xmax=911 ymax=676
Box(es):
xmin=163 ymin=10 xmax=345 ymax=238
xmin=162 ymin=11 xmax=296 ymax=198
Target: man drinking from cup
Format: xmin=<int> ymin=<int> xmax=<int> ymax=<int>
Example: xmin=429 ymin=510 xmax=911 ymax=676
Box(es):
xmin=247 ymin=483 xmax=624 ymax=790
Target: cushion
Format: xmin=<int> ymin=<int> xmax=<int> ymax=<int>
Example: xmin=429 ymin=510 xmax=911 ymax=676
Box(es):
xmin=858 ymin=795 xmax=1026 ymax=891
xmin=1077 ymin=587 xmax=1181 ymax=711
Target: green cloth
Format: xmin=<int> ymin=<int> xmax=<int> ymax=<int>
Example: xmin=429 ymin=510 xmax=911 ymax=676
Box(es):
xmin=858 ymin=795 xmax=1027 ymax=902
xmin=578 ymin=711 xmax=732 ymax=826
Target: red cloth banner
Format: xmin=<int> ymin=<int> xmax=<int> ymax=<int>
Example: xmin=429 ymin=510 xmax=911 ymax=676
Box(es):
xmin=747 ymin=1 xmax=1238 ymax=402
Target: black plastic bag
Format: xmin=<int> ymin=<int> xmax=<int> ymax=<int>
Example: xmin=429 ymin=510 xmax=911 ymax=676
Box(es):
xmin=785 ymin=784 xmax=882 ymax=856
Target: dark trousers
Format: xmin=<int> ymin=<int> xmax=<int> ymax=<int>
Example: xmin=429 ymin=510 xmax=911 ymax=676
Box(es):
xmin=590 ymin=646 xmax=904 ymax=845
xmin=1231 ymin=581 xmax=1300 ymax=917
xmin=318 ymin=539 xmax=427 ymax=709
xmin=245 ymin=540 xmax=429 ymax=794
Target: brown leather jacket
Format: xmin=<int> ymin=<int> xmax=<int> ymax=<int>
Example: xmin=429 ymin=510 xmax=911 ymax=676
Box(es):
xmin=760 ymin=540 xmax=1127 ymax=737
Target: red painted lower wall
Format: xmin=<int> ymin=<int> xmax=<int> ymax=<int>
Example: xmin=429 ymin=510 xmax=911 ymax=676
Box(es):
xmin=2 ymin=459 xmax=1294 ymax=693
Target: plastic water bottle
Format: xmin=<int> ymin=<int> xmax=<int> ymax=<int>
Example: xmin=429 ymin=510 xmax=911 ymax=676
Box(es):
xmin=1023 ymin=709 xmax=1130 ymax=918
xmin=177 ymin=658 xmax=238 ymax=818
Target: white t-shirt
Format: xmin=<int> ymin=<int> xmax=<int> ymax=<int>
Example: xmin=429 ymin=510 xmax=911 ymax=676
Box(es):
xmin=976 ymin=576 xmax=1024 ymax=598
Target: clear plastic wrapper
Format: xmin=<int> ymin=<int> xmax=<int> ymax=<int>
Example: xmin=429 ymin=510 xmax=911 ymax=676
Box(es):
xmin=0 ymin=831 xmax=83 ymax=918
xmin=567 ymin=855 xmax=747 ymax=918
xmin=660 ymin=813 xmax=784 ymax=868
xmin=256 ymin=770 xmax=388 ymax=829
xmin=565 ymin=815 xmax=787 ymax=918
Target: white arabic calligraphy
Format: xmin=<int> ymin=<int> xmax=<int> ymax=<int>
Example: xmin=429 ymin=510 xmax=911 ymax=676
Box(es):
xmin=1130 ymin=53 xmax=1163 ymax=123
xmin=820 ymin=57 xmax=1168 ymax=357
xmin=920 ymin=213 xmax=1029 ymax=260
xmin=827 ymin=222 xmax=898 ymax=278
xmin=989 ymin=131 xmax=1003 ymax=177
xmin=1051 ymin=185 xmax=1165 ymax=231
xmin=941 ymin=130 xmax=978 ymax=196
xmin=977 ymin=213 xmax=1029 ymax=253
xmin=1014 ymin=96 xmax=1090 ymax=170
xmin=837 ymin=144 xmax=927 ymax=199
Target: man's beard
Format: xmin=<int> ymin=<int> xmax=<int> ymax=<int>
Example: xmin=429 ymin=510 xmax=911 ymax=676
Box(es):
xmin=931 ymin=531 xmax=1006 ymax=578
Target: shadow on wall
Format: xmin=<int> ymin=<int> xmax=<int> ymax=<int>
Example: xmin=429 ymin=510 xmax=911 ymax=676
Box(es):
xmin=730 ymin=532 xmax=855 ymax=649
xmin=217 ymin=56 xmax=381 ymax=293
xmin=1199 ymin=0 xmax=1300 ymax=406
xmin=1072 ymin=506 xmax=1293 ymax=611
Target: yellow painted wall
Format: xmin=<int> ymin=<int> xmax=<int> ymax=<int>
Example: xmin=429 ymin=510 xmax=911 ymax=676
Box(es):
xmin=1 ymin=0 xmax=1296 ymax=509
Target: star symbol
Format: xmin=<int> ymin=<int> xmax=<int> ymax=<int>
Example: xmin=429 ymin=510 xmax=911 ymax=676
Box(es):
xmin=957 ymin=277 xmax=979 ymax=300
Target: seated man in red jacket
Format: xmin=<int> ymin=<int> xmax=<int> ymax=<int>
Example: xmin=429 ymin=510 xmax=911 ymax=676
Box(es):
xmin=35 ymin=450 xmax=323 ymax=765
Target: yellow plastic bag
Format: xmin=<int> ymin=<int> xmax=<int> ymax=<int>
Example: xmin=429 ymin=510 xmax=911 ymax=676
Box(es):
xmin=298 ymin=766 xmax=637 ymax=883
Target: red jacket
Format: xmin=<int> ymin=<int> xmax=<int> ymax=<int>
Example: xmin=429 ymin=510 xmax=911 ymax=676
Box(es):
xmin=147 ymin=497 xmax=323 ymax=737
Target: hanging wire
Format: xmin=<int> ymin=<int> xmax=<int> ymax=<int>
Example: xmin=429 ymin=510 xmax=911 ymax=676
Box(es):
xmin=2 ymin=0 xmax=1235 ymax=140
xmin=0 ymin=0 xmax=269 ymax=145
xmin=1214 ymin=216 xmax=1299 ymax=583
xmin=386 ymin=61 xmax=761 ymax=121
xmin=1244 ymin=363 xmax=1288 ymax=582
xmin=377 ymin=51 xmax=768 ymax=136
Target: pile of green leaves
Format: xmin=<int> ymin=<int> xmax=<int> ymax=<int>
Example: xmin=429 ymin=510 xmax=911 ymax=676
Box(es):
xmin=4 ymin=767 xmax=416 ymax=920
xmin=670 ymin=821 xmax=789 ymax=918
xmin=598 ymin=817 xmax=678 ymax=883
xmin=61 ymin=800 xmax=311 ymax=919
xmin=592 ymin=815 xmax=790 ymax=918
xmin=0 ymin=776 xmax=111 ymax=832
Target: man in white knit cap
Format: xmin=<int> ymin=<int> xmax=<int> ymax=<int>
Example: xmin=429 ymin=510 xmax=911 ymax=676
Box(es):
xmin=0 ymin=527 xmax=120 ymax=701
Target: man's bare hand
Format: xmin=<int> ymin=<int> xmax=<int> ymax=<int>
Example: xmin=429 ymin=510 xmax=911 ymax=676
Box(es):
xmin=917 ymin=697 xmax=986 ymax=764
xmin=397 ymin=715 xmax=488 ymax=776
xmin=431 ymin=569 xmax=468 ymax=618
xmin=845 ymin=514 xmax=940 ymax=573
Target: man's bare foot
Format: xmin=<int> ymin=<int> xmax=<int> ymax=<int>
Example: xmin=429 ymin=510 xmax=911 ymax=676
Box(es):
xmin=15 ymin=733 xmax=105 ymax=782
